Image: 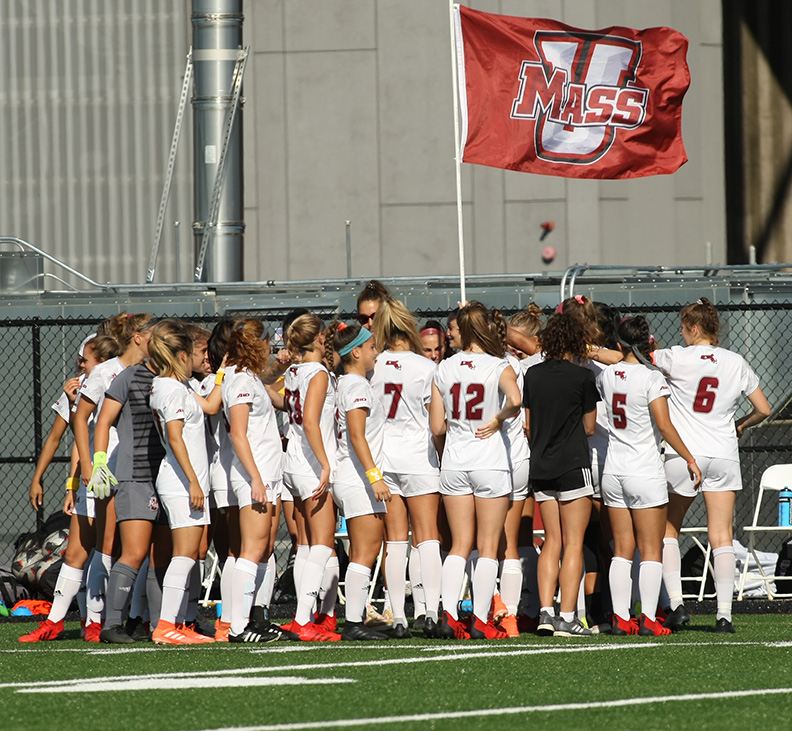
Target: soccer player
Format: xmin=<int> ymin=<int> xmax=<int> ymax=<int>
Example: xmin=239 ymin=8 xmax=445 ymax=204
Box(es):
xmin=371 ymin=297 xmax=442 ymax=639
xmin=326 ymin=321 xmax=392 ymax=641
xmin=221 ymin=319 xmax=284 ymax=643
xmin=278 ymin=312 xmax=341 ymax=641
xmin=597 ymin=316 xmax=701 ymax=637
xmin=431 ymin=301 xmax=521 ymax=640
xmin=656 ymin=298 xmax=770 ymax=633
xmin=148 ymin=320 xmax=215 ymax=646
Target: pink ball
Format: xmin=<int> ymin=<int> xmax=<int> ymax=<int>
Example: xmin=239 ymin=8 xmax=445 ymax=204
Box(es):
xmin=542 ymin=246 xmax=556 ymax=263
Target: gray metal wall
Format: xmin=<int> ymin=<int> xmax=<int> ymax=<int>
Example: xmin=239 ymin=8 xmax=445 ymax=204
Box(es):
xmin=0 ymin=1 xmax=725 ymax=286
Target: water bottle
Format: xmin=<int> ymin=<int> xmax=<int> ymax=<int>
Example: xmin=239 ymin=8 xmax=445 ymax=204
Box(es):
xmin=779 ymin=488 xmax=792 ymax=527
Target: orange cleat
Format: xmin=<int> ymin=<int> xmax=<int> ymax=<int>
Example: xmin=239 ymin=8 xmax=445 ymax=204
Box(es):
xmin=19 ymin=618 xmax=64 ymax=643
xmin=470 ymin=615 xmax=508 ymax=640
xmin=176 ymin=623 xmax=215 ymax=643
xmin=294 ymin=621 xmax=341 ymax=642
xmin=314 ymin=613 xmax=337 ymax=633
xmin=638 ymin=614 xmax=672 ymax=637
xmin=498 ymin=614 xmax=520 ymax=638
xmin=612 ymin=614 xmax=640 ymax=636
xmin=438 ymin=611 xmax=471 ymax=640
xmin=489 ymin=593 xmax=509 ymax=623
xmin=214 ymin=619 xmax=231 ymax=642
xmin=152 ymin=620 xmax=211 ymax=645
xmin=83 ymin=621 xmax=103 ymax=643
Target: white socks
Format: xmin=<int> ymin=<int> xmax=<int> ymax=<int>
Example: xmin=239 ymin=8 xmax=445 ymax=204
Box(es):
xmin=254 ymin=554 xmax=277 ymax=608
xmin=230 ymin=558 xmax=258 ymax=635
xmin=319 ymin=555 xmax=340 ymax=617
xmin=662 ymin=537 xmax=683 ymax=610
xmin=713 ymin=545 xmax=735 ymax=621
xmin=441 ymin=554 xmax=467 ymax=621
xmin=408 ymin=546 xmax=425 ymax=618
xmin=49 ymin=564 xmax=84 ymax=623
xmin=160 ymin=556 xmax=195 ymax=626
xmin=609 ymin=556 xmax=633 ymax=620
xmin=295 ymin=544 xmax=333 ymax=626
xmin=639 ymin=561 xmax=663 ymax=622
xmin=220 ymin=556 xmax=235 ymax=624
xmin=499 ymin=559 xmax=523 ymax=616
xmin=294 ymin=544 xmax=309 ymax=599
xmin=417 ymin=540 xmax=441 ymax=622
xmin=85 ymin=551 xmax=112 ymax=625
xmin=344 ymin=562 xmax=371 ymax=624
xmin=384 ymin=541 xmax=409 ymax=628
xmin=472 ymin=557 xmax=498 ymax=623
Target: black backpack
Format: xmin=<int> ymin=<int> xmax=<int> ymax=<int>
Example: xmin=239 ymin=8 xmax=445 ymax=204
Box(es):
xmin=0 ymin=564 xmax=32 ymax=609
xmin=775 ymin=539 xmax=792 ymax=595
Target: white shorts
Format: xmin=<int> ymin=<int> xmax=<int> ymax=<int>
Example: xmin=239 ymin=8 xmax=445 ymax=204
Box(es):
xmin=510 ymin=459 xmax=530 ymax=501
xmin=72 ymin=482 xmax=97 ymax=519
xmin=283 ymin=472 xmax=321 ymax=501
xmin=211 ymin=478 xmax=237 ymax=510
xmin=159 ymin=491 xmax=211 ymax=530
xmin=332 ymin=481 xmax=387 ymax=519
xmin=665 ymin=454 xmax=742 ymax=497
xmin=439 ymin=470 xmax=511 ymax=499
xmin=383 ymin=471 xmax=440 ymax=498
xmin=601 ymin=473 xmax=669 ymax=510
xmin=279 ymin=480 xmax=294 ymax=502
xmin=231 ymin=478 xmax=280 ymax=509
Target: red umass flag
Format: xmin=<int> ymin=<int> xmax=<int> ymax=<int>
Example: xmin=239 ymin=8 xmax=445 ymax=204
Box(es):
xmin=453 ymin=5 xmax=690 ymax=179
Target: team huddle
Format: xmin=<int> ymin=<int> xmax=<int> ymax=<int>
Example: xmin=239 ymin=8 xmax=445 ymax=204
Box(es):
xmin=20 ymin=281 xmax=770 ymax=645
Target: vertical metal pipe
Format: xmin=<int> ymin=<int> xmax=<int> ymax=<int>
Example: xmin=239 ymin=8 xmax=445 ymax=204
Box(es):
xmin=192 ymin=0 xmax=245 ymax=282
xmin=31 ymin=320 xmax=43 ymax=461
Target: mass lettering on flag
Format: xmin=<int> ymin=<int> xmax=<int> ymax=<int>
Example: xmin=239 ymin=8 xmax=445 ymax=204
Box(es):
xmin=453 ymin=5 xmax=690 ymax=179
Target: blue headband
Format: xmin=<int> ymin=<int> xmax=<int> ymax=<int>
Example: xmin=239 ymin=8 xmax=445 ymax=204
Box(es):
xmin=338 ymin=326 xmax=372 ymax=357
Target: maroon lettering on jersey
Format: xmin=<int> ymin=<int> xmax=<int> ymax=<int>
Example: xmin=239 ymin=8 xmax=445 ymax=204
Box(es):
xmin=614 ymin=370 xmax=626 ymax=380
xmin=289 ymin=366 xmax=299 ymax=376
xmin=700 ymin=354 xmax=717 ymax=364
xmin=385 ymin=360 xmax=402 ymax=370
xmin=353 ymin=397 xmax=367 ymax=404
xmin=236 ymin=392 xmax=251 ymax=398
xmin=459 ymin=360 xmax=476 ymax=369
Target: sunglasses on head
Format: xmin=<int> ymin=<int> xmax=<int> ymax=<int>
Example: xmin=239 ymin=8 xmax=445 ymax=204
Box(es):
xmin=356 ymin=313 xmax=375 ymax=325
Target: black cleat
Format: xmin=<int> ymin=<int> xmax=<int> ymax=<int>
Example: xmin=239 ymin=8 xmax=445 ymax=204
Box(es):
xmin=423 ymin=616 xmax=439 ymax=639
xmin=412 ymin=615 xmax=426 ymax=632
xmin=229 ymin=621 xmax=282 ymax=644
xmin=341 ymin=621 xmax=390 ymax=641
xmin=391 ymin=623 xmax=412 ymax=639
xmin=715 ymin=618 xmax=735 ymax=634
xmin=125 ymin=616 xmax=151 ymax=642
xmin=662 ymin=604 xmax=691 ymax=631
xmin=100 ymin=624 xmax=135 ymax=644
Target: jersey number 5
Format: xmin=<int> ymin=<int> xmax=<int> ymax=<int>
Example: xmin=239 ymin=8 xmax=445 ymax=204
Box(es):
xmin=450 ymin=382 xmax=485 ymax=420
xmin=612 ymin=393 xmax=627 ymax=429
xmin=383 ymin=383 xmax=403 ymax=419
xmin=693 ymin=377 xmax=719 ymax=413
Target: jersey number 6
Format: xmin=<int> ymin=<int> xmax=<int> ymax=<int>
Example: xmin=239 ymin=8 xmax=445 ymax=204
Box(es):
xmin=693 ymin=377 xmax=719 ymax=413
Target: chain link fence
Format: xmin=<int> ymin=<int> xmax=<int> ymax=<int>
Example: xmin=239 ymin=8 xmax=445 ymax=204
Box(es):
xmin=1 ymin=301 xmax=790 ymax=576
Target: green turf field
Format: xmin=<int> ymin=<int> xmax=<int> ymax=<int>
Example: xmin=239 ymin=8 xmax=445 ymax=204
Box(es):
xmin=2 ymin=614 xmax=791 ymax=730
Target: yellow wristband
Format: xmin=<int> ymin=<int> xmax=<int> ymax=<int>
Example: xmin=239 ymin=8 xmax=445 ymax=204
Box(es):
xmin=215 ymin=369 xmax=225 ymax=386
xmin=366 ymin=467 xmax=383 ymax=485
xmin=65 ymin=477 xmax=79 ymax=492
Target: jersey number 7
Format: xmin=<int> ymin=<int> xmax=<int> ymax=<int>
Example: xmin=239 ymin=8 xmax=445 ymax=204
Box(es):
xmin=383 ymin=383 xmax=402 ymax=419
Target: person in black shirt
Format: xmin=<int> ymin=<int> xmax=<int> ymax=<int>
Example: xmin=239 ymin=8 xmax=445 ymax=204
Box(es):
xmin=523 ymin=313 xmax=599 ymax=637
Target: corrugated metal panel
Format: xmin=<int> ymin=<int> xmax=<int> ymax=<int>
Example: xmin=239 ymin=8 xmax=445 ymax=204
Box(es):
xmin=0 ymin=1 xmax=193 ymax=286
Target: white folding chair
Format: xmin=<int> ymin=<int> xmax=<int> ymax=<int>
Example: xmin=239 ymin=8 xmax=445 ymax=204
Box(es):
xmin=738 ymin=464 xmax=792 ymax=600
xmin=679 ymin=527 xmax=716 ymax=602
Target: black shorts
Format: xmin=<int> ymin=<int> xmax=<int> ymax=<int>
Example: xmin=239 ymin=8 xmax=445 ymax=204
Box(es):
xmin=113 ymin=481 xmax=166 ymax=524
xmin=531 ymin=466 xmax=594 ymax=502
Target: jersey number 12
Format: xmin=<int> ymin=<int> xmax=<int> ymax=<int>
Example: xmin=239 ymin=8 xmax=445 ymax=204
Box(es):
xmin=450 ymin=382 xmax=485 ymax=420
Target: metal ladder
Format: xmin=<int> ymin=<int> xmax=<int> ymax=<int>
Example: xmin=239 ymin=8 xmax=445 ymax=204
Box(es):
xmin=146 ymin=50 xmax=194 ymax=284
xmin=194 ymin=46 xmax=249 ymax=283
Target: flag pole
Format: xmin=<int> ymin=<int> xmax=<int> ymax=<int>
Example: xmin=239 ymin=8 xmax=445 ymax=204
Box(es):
xmin=448 ymin=1 xmax=466 ymax=304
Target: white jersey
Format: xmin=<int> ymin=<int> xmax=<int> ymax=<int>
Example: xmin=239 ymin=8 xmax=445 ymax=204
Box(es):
xmin=654 ymin=345 xmax=760 ymax=461
xmin=150 ymin=377 xmax=209 ymax=496
xmin=76 ymin=357 xmax=123 ymax=464
xmin=433 ymin=351 xmax=510 ymax=472
xmin=581 ymin=358 xmax=610 ymax=467
xmin=198 ymin=374 xmax=234 ymax=490
xmin=335 ymin=373 xmax=386 ymax=486
xmin=221 ymin=365 xmax=283 ymax=483
xmin=283 ymin=362 xmax=338 ymax=479
xmin=52 ymin=376 xmax=82 ymax=423
xmin=503 ymin=354 xmax=529 ymax=466
xmin=597 ymin=362 xmax=670 ymax=477
xmin=371 ymin=350 xmax=439 ymax=474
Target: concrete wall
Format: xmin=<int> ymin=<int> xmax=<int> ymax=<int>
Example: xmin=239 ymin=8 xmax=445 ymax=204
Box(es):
xmin=0 ymin=1 xmax=726 ymax=286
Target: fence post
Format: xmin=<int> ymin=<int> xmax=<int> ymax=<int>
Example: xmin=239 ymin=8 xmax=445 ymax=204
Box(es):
xmin=31 ymin=318 xmax=43 ymax=461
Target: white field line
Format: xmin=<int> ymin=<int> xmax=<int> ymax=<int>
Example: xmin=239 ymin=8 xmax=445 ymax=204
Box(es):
xmin=195 ymin=688 xmax=792 ymax=731
xmin=17 ymin=676 xmax=355 ymax=694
